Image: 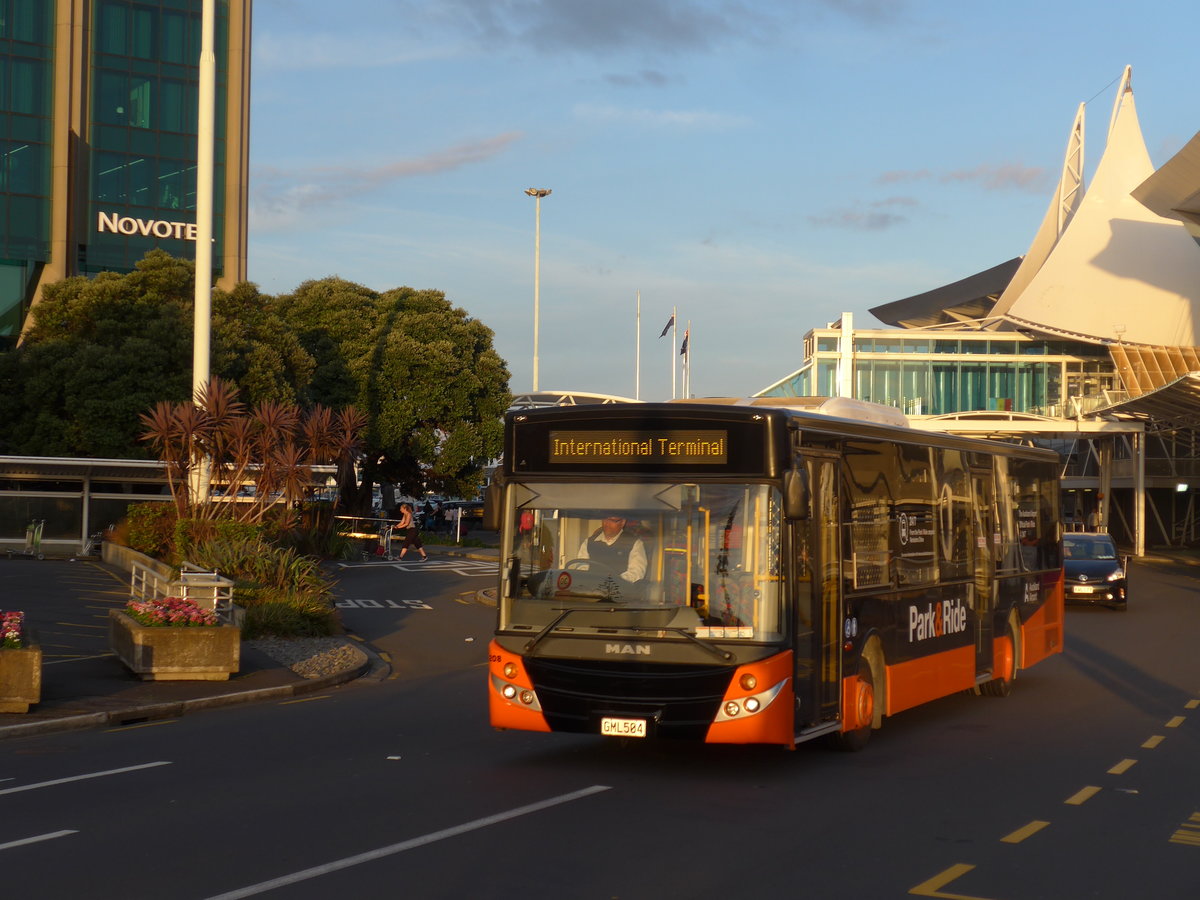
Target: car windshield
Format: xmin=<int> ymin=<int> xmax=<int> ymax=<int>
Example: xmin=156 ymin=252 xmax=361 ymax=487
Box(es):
xmin=498 ymin=481 xmax=784 ymax=642
xmin=1063 ymin=536 xmax=1117 ymax=560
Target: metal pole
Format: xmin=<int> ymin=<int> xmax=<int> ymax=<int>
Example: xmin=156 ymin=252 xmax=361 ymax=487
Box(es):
xmin=191 ymin=0 xmax=216 ymax=507
xmin=525 ymin=188 xmax=551 ymax=392
xmin=194 ymin=0 xmax=215 ymax=402
xmin=635 ymin=291 xmax=641 ymax=400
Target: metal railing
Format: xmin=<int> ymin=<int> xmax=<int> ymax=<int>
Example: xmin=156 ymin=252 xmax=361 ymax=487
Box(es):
xmin=129 ymin=558 xmax=239 ymax=625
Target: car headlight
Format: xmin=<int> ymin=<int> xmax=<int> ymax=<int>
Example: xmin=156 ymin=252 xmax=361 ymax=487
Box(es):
xmin=1107 ymin=569 xmax=1125 ymax=582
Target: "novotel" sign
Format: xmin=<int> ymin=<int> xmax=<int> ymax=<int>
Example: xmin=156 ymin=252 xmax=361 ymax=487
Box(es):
xmin=97 ymin=211 xmax=197 ymax=241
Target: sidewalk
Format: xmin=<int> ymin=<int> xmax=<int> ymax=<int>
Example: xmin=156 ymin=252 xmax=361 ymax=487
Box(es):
xmin=0 ymin=541 xmax=500 ymax=743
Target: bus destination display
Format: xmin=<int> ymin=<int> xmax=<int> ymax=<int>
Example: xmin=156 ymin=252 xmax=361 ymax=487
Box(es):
xmin=549 ymin=430 xmax=728 ymax=465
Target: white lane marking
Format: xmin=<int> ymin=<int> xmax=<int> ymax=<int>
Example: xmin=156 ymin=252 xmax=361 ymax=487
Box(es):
xmin=0 ymin=830 xmax=78 ymax=851
xmin=203 ymin=784 xmax=612 ymax=900
xmin=0 ymin=761 xmax=172 ymax=797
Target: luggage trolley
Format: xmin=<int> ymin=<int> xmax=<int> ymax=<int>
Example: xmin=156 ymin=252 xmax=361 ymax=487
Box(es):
xmin=8 ymin=519 xmax=45 ymax=560
xmin=335 ymin=515 xmax=400 ymax=560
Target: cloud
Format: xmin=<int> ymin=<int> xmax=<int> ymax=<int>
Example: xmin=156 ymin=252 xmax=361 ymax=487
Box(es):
xmin=807 ymin=196 xmax=917 ymax=231
xmin=573 ymin=103 xmax=749 ymax=129
xmin=254 ymin=33 xmax=461 ymax=71
xmin=603 ymin=70 xmax=673 ymax=88
xmin=250 ymin=132 xmax=522 ymax=230
xmin=877 ymin=163 xmax=1049 ymax=193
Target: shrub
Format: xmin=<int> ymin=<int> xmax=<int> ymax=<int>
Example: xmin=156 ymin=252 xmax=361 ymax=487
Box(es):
xmin=241 ymin=602 xmax=337 ymax=639
xmin=126 ymin=502 xmax=177 ymax=557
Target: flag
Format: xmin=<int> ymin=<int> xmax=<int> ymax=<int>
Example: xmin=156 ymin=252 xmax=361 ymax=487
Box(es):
xmin=680 ymin=329 xmax=689 ymax=356
xmin=658 ymin=315 xmax=674 ymax=338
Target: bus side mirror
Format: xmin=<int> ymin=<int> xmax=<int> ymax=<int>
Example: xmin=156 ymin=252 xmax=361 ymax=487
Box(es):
xmin=783 ymin=469 xmax=810 ymax=521
xmin=482 ymin=482 xmax=502 ymax=531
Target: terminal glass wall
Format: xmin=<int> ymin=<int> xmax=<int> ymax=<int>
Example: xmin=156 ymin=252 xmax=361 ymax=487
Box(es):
xmin=761 ymin=330 xmax=1097 ymax=417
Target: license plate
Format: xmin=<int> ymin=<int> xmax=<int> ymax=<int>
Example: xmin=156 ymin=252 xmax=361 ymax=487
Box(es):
xmin=600 ymin=717 xmax=647 ymax=738
xmin=1072 ymin=585 xmax=1094 ymax=594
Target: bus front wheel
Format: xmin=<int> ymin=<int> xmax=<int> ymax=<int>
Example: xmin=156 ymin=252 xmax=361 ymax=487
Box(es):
xmin=980 ymin=624 xmax=1017 ymax=697
xmin=833 ymin=658 xmax=875 ymax=752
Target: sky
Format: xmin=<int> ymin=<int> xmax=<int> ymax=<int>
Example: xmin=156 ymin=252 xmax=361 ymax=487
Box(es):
xmin=247 ymin=0 xmax=1200 ymax=402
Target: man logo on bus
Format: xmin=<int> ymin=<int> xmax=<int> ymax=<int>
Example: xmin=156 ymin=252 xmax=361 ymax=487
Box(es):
xmin=908 ymin=598 xmax=968 ymax=642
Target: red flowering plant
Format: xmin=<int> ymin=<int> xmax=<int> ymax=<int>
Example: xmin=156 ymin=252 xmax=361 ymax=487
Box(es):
xmin=125 ymin=597 xmax=219 ymax=628
xmin=2 ymin=611 xmax=25 ymax=648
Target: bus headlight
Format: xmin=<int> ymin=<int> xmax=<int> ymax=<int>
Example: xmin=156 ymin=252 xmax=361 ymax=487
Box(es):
xmin=744 ymin=697 xmax=761 ymax=713
xmin=724 ymin=701 xmax=741 ymax=717
xmin=739 ymin=673 xmax=758 ymax=691
xmin=519 ymin=690 xmax=536 ymax=705
xmin=503 ymin=662 xmax=519 ymax=678
xmin=502 ymin=684 xmax=518 ymax=700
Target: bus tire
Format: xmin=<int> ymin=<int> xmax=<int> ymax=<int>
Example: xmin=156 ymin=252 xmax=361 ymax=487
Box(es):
xmin=832 ymin=657 xmax=875 ymax=752
xmin=980 ymin=621 xmax=1017 ymax=697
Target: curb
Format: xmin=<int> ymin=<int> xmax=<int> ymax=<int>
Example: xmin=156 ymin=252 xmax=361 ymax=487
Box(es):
xmin=0 ymin=652 xmax=373 ymax=743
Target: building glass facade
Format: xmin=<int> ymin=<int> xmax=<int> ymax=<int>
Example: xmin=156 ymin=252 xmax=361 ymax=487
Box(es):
xmin=0 ymin=0 xmax=54 ymax=339
xmin=86 ymin=0 xmax=227 ymax=275
xmin=0 ymin=0 xmax=249 ymax=349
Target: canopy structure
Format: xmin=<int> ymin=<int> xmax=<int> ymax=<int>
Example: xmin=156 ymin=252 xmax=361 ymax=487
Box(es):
xmin=1132 ymin=129 xmax=1200 ymax=237
xmin=999 ymin=67 xmax=1200 ymax=347
xmin=869 ymin=257 xmax=1021 ymax=328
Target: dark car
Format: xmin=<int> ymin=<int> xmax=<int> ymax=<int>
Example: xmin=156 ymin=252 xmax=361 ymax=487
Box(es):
xmin=444 ymin=500 xmax=485 ymax=531
xmin=1063 ymin=532 xmax=1127 ymax=610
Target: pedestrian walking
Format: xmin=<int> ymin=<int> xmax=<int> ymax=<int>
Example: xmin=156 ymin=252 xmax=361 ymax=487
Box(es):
xmin=396 ymin=502 xmax=428 ymax=561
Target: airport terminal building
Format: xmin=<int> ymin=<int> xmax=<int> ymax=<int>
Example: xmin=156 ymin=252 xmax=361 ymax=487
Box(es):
xmin=0 ymin=0 xmax=251 ymax=347
xmin=758 ymin=69 xmax=1200 ymax=555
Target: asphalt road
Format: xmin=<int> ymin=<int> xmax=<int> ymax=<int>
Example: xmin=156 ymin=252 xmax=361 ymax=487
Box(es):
xmin=2 ymin=557 xmax=1198 ymax=899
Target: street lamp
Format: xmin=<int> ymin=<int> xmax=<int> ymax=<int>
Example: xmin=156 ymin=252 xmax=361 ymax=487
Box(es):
xmin=524 ymin=188 xmax=551 ymax=392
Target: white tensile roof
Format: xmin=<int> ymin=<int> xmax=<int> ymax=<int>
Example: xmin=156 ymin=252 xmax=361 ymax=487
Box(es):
xmin=1000 ymin=67 xmax=1200 ymax=346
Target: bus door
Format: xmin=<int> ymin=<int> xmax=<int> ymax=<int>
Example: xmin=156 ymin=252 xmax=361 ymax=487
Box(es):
xmin=794 ymin=454 xmax=841 ymax=725
xmin=971 ymin=470 xmax=994 ymax=675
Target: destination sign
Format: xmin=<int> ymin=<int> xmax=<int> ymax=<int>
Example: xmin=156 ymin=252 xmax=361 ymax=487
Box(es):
xmin=549 ymin=429 xmax=728 ymax=465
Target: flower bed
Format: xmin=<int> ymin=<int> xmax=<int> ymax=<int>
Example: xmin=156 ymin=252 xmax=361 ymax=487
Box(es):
xmin=3 ymin=610 xmax=26 ymax=648
xmin=109 ymin=599 xmax=239 ymax=682
xmin=1 ymin=611 xmax=41 ymax=713
xmin=125 ymin=596 xmax=219 ymax=627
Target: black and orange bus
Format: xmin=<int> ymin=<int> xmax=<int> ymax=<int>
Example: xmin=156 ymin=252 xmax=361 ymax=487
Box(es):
xmin=485 ymin=398 xmax=1063 ymax=750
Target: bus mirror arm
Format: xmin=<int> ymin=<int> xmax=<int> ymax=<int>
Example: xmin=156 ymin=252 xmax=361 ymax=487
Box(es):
xmin=783 ymin=469 xmax=810 ymax=521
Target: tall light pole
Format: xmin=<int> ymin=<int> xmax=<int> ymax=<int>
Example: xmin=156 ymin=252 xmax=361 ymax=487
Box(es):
xmin=524 ymin=188 xmax=551 ymax=392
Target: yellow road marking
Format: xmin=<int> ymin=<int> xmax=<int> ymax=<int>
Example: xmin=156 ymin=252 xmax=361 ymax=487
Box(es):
xmin=1065 ymin=786 xmax=1101 ymax=805
xmin=1169 ymin=812 xmax=1200 ymax=847
xmin=378 ymin=651 xmax=392 ymax=662
xmin=1185 ymin=700 xmax=1199 ymax=710
xmin=1142 ymin=735 xmax=1165 ymax=749
xmin=55 ymin=622 xmax=105 ymax=629
xmin=1166 ymin=716 xmax=1186 ymax=728
xmin=909 ymin=864 xmax=992 ymax=899
xmin=1000 ymin=820 xmax=1050 ymax=844
xmin=1108 ymin=758 xmax=1137 ymax=775
xmin=279 ymin=695 xmax=332 ymax=706
xmin=107 ymin=720 xmax=176 ymax=732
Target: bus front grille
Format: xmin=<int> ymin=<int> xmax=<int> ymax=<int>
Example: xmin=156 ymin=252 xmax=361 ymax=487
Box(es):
xmin=524 ymin=657 xmax=733 ymax=740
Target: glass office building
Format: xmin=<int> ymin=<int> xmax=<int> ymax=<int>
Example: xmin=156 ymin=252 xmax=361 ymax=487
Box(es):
xmin=0 ymin=0 xmax=250 ymax=348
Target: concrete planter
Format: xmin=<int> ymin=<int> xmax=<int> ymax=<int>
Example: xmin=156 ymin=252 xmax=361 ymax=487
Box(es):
xmin=0 ymin=644 xmax=42 ymax=713
xmin=109 ymin=610 xmax=240 ymax=681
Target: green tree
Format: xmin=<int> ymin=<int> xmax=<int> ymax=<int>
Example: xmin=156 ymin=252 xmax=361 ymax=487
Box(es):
xmin=278 ymin=278 xmax=511 ymax=508
xmin=0 ymin=252 xmax=318 ymax=456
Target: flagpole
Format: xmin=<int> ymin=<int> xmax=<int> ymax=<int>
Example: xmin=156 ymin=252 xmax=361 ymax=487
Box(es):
xmin=635 ymin=291 xmax=641 ymax=401
xmin=671 ymin=305 xmax=677 ymax=400
xmin=685 ymin=320 xmax=692 ymax=398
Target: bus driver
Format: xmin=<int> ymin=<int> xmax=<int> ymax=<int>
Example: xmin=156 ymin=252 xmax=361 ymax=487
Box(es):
xmin=577 ymin=515 xmax=647 ymax=583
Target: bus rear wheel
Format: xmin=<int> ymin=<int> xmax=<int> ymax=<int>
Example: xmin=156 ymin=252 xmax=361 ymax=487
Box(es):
xmin=833 ymin=658 xmax=874 ymax=752
xmin=980 ymin=626 xmax=1016 ymax=697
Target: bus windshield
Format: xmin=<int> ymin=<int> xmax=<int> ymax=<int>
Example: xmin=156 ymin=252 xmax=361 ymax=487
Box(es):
xmin=499 ymin=481 xmax=785 ymax=642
